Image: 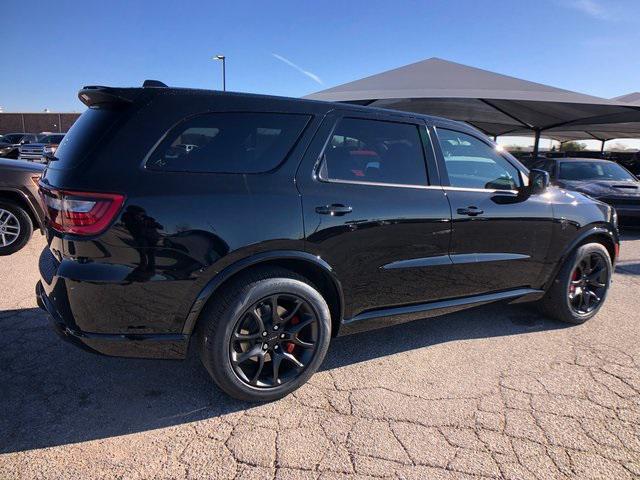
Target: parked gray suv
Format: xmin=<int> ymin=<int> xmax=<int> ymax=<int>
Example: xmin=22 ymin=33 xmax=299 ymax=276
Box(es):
xmin=0 ymin=158 xmax=45 ymax=255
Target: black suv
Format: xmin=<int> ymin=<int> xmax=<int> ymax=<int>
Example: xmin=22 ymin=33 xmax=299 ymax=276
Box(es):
xmin=37 ymin=83 xmax=619 ymax=401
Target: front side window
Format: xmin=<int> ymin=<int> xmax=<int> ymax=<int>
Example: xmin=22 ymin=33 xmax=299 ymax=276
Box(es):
xmin=558 ymin=161 xmax=635 ymax=182
xmin=147 ymin=112 xmax=310 ymax=173
xmin=437 ymin=129 xmax=521 ymax=190
xmin=319 ymin=117 xmax=429 ymax=186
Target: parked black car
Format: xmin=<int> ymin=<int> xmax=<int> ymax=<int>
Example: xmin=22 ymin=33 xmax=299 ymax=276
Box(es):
xmin=0 ymin=136 xmax=14 ymax=158
xmin=37 ymin=83 xmax=619 ymax=401
xmin=19 ymin=133 xmax=65 ymax=163
xmin=530 ymin=157 xmax=640 ymax=224
xmin=0 ymin=133 xmax=41 ymax=159
xmin=0 ymin=158 xmax=45 ymax=255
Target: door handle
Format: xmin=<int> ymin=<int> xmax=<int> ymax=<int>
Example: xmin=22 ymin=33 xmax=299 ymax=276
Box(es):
xmin=457 ymin=206 xmax=484 ymax=216
xmin=315 ymin=204 xmax=353 ymax=216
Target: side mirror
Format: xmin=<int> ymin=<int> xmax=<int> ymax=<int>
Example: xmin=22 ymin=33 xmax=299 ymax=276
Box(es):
xmin=528 ymin=169 xmax=550 ymax=194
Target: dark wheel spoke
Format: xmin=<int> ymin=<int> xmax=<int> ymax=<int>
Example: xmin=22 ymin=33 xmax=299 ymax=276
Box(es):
xmin=249 ymin=308 xmax=266 ymax=332
xmin=234 ymin=331 xmax=262 ymax=342
xmin=586 ymin=268 xmax=604 ymax=282
xmin=272 ymin=352 xmax=283 ymax=385
xmin=233 ymin=345 xmax=263 ymax=365
xmin=283 ymin=299 xmax=303 ymax=322
xmin=587 ymin=289 xmax=601 ymax=304
xmin=591 ymin=256 xmax=604 ymax=272
xmin=290 ymin=335 xmax=315 ymax=349
xmin=286 ymin=316 xmax=314 ymax=335
xmin=582 ymin=291 xmax=591 ymax=311
xmin=250 ymin=353 xmax=265 ymax=385
xmin=282 ymin=351 xmax=304 ymax=369
xmin=269 ymin=295 xmax=282 ymax=324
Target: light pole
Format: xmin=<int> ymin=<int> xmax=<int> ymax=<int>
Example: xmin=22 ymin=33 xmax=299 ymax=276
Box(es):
xmin=213 ymin=55 xmax=226 ymax=91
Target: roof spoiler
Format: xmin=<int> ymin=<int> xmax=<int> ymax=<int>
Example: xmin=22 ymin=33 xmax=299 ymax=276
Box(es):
xmin=78 ymin=80 xmax=167 ymax=107
xmin=142 ymin=79 xmax=168 ymax=88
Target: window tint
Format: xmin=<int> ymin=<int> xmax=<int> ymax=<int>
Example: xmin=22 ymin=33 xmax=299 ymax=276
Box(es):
xmin=4 ymin=134 xmax=23 ymax=143
xmin=437 ymin=129 xmax=521 ymax=190
xmin=147 ymin=112 xmax=310 ymax=173
xmin=559 ymin=161 xmax=635 ymax=181
xmin=319 ymin=118 xmax=429 ymax=186
xmin=51 ymin=107 xmax=120 ymax=169
xmin=40 ymin=134 xmax=64 ymax=144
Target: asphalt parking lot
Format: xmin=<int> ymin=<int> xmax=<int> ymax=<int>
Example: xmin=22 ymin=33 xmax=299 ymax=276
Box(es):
xmin=1 ymin=233 xmax=640 ymax=479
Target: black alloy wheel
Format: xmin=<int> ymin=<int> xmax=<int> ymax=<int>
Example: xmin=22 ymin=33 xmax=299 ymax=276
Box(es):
xmin=539 ymin=242 xmax=612 ymax=324
xmin=567 ymin=252 xmax=608 ymax=315
xmin=198 ymin=267 xmax=331 ymax=401
xmin=230 ymin=293 xmax=319 ymax=388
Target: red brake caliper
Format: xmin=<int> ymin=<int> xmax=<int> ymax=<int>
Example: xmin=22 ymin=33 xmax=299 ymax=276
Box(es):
xmin=570 ymin=269 xmax=579 ymax=293
xmin=286 ymin=316 xmax=300 ymax=353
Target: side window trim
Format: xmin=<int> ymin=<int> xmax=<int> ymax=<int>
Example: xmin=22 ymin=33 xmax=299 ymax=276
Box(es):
xmin=315 ymin=114 xmax=434 ymax=189
xmin=432 ymin=126 xmax=524 ymax=192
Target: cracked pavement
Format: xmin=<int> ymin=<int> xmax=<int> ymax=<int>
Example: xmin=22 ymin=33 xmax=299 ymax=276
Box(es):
xmin=1 ymin=233 xmax=640 ymax=479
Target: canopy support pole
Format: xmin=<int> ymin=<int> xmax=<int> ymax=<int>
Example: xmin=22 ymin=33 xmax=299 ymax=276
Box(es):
xmin=532 ymin=128 xmax=541 ymax=158
xmin=493 ymin=135 xmax=497 ymax=141
xmin=600 ymin=139 xmax=606 ymax=155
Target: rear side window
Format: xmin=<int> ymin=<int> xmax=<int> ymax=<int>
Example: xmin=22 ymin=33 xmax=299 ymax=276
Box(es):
xmin=147 ymin=112 xmax=310 ymax=173
xmin=319 ymin=118 xmax=429 ymax=186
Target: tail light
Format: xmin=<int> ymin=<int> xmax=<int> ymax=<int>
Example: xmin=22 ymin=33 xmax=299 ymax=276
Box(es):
xmin=39 ymin=186 xmax=125 ymax=235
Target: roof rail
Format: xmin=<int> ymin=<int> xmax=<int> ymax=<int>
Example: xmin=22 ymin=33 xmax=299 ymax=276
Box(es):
xmin=143 ymin=79 xmax=168 ymax=88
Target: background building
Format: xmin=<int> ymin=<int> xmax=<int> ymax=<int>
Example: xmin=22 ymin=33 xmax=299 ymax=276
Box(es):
xmin=0 ymin=112 xmax=80 ymax=134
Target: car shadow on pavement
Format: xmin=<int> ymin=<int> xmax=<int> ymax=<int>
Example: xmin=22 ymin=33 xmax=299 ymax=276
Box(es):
xmin=615 ymin=263 xmax=640 ymax=276
xmin=0 ymin=302 xmax=564 ymax=454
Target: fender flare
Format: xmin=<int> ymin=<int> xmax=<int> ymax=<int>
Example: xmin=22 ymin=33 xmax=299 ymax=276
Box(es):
xmin=0 ymin=187 xmax=45 ymax=231
xmin=543 ymin=224 xmax=619 ymax=291
xmin=181 ymin=250 xmax=344 ymax=335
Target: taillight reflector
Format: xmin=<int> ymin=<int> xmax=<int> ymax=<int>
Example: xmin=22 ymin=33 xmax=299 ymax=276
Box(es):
xmin=39 ymin=186 xmax=125 ymax=235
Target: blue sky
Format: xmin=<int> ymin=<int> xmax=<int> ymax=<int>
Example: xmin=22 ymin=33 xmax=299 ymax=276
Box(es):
xmin=1 ymin=0 xmax=639 ymax=147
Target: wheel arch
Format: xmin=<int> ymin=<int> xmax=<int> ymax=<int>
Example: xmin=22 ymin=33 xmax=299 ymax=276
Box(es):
xmin=183 ymin=250 xmax=345 ymax=338
xmin=544 ymin=224 xmax=619 ymax=291
xmin=0 ymin=188 xmax=43 ymax=232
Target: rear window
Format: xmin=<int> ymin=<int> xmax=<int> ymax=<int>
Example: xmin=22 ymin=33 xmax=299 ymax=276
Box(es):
xmin=51 ymin=107 xmax=120 ymax=169
xmin=146 ymin=112 xmax=310 ymax=173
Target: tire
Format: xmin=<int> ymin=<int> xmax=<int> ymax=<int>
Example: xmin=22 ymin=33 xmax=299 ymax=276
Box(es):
xmin=0 ymin=201 xmax=33 ymax=256
xmin=539 ymin=243 xmax=612 ymax=324
xmin=197 ymin=267 xmax=332 ymax=401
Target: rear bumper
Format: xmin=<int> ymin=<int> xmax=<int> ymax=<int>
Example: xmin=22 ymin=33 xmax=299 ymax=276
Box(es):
xmin=36 ymin=280 xmax=189 ymax=359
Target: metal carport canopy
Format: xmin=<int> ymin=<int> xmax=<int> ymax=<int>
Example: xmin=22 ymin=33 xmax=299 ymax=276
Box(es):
xmin=507 ymin=92 xmax=640 ymax=145
xmin=304 ymin=58 xmax=640 ymax=155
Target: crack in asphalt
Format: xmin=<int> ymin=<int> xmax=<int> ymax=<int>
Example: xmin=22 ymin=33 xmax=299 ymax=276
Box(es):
xmin=1 ymin=236 xmax=640 ymax=479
